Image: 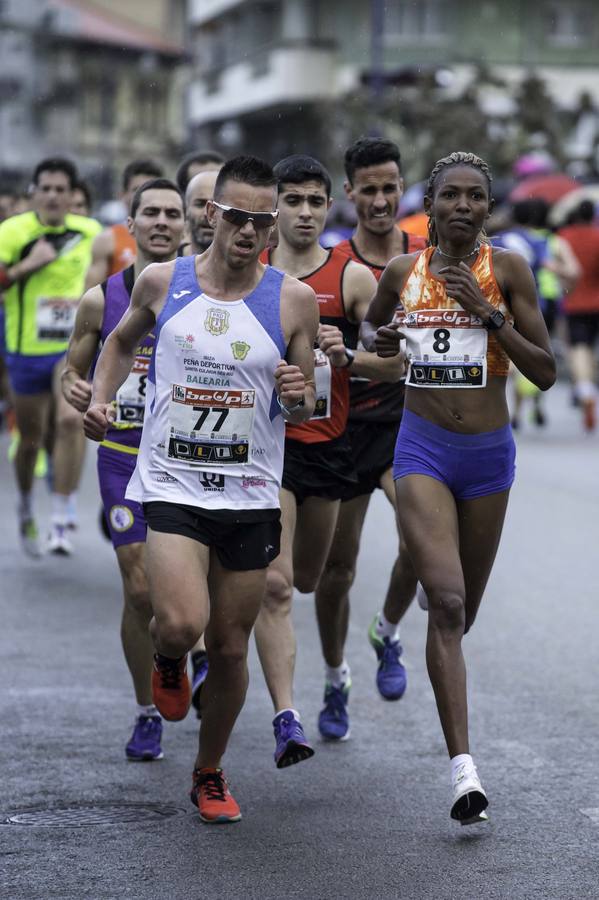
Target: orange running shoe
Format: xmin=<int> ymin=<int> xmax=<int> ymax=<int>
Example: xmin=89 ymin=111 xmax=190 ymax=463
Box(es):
xmin=151 ymin=653 xmax=191 ymax=721
xmin=190 ymin=767 xmax=241 ymax=823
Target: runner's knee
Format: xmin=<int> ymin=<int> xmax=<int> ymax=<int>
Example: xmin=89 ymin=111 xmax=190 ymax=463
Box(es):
xmin=264 ymin=566 xmax=293 ymax=611
xmin=206 ymin=634 xmax=248 ymax=671
xmin=156 ymin=614 xmax=201 ymax=650
xmin=427 ymin=589 xmax=466 ymax=633
xmin=293 ymin=566 xmax=321 ymax=594
xmin=318 ymin=559 xmax=356 ymax=598
xmin=55 ymin=405 xmax=82 ymax=436
xmin=123 ymin=573 xmax=151 ymax=619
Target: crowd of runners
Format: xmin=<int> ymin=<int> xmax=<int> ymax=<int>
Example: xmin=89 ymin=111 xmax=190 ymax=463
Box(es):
xmin=0 ymin=135 xmax=596 ymax=827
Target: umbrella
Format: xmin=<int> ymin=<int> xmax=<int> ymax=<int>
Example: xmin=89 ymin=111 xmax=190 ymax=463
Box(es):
xmin=509 ymin=174 xmax=580 ymax=204
xmin=548 ymin=184 xmax=599 ymax=226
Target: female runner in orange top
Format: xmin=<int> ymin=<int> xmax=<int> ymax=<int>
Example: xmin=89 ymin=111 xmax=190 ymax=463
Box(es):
xmin=361 ymin=152 xmax=555 ymax=825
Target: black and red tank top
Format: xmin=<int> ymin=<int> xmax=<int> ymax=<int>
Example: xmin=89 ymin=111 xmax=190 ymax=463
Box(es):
xmin=337 ymin=231 xmax=427 ymax=423
xmin=262 ymin=246 xmax=356 ymax=443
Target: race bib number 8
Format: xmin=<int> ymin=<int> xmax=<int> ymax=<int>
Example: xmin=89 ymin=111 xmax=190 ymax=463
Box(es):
xmin=115 ymin=355 xmax=149 ymax=426
xmin=36 ymin=297 xmax=77 ymax=342
xmin=401 ymin=309 xmax=488 ymax=388
xmin=167 ymin=384 xmax=255 ymax=466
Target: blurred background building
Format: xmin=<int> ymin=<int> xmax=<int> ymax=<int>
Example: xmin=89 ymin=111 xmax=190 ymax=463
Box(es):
xmin=0 ymin=0 xmax=187 ymax=198
xmin=1 ymin=0 xmax=598 ymax=207
xmin=188 ymin=0 xmax=599 ymax=186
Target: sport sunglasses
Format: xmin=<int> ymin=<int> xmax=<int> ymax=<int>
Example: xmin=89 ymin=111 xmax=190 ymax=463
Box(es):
xmin=212 ymin=201 xmax=278 ymax=230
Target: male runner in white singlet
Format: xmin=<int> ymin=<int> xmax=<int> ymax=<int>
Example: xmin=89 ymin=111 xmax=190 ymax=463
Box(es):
xmin=84 ymin=156 xmax=318 ymax=824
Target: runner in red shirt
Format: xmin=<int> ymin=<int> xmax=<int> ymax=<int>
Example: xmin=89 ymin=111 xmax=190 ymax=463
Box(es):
xmin=558 ymin=200 xmax=599 ymax=431
xmin=316 ymin=138 xmax=427 ymax=729
xmin=257 ymin=154 xmax=402 ymax=759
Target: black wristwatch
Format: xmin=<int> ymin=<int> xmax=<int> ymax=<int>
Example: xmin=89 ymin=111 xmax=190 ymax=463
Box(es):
xmin=484 ymin=309 xmax=506 ymax=331
xmin=341 ymin=348 xmax=355 ymax=368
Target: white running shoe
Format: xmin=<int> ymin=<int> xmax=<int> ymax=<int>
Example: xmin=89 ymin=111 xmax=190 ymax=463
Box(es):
xmin=20 ymin=518 xmax=42 ymax=559
xmin=450 ymin=760 xmax=488 ymax=823
xmin=416 ymin=582 xmax=428 ymax=611
xmin=47 ymin=523 xmax=73 ymax=556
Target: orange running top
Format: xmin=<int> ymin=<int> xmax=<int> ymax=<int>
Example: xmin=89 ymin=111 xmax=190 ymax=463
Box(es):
xmin=399 ymin=244 xmax=512 ymax=377
xmin=108 ymin=223 xmax=137 ymax=277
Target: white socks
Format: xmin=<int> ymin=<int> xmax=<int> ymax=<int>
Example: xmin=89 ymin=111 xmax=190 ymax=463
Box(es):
xmin=51 ymin=492 xmax=69 ymax=526
xmin=325 ymin=661 xmax=351 ymax=688
xmin=451 ymin=753 xmax=474 ymax=781
xmin=137 ymin=704 xmax=159 ymax=719
xmin=275 ymin=708 xmax=301 ymax=721
xmin=66 ymin=492 xmax=78 ymax=526
xmin=374 ymin=612 xmax=400 ymax=643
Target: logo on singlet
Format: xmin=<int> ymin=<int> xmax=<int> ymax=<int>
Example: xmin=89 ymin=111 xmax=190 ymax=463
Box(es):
xmin=231 ymin=340 xmax=250 ymax=361
xmin=175 ymin=334 xmax=195 ymax=350
xmin=199 ymin=472 xmax=225 ymax=491
xmin=205 ymin=308 xmax=230 ymax=336
xmin=173 ymin=289 xmax=191 ymax=300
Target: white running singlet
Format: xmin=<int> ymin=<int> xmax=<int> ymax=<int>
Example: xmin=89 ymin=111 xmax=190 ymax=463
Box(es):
xmin=127 ymin=257 xmax=287 ymax=510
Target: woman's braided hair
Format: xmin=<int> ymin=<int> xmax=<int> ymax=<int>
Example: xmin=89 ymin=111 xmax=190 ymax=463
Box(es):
xmin=425 ymin=151 xmax=493 ymax=247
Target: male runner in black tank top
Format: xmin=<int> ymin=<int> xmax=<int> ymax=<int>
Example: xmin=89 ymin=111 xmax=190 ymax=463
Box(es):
xmin=315 ymin=138 xmax=426 ymax=740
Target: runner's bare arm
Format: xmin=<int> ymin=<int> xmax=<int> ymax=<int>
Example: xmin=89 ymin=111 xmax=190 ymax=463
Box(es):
xmin=84 ymin=263 xmax=171 ymax=440
xmin=1 ymin=239 xmax=57 ymax=285
xmin=318 ymin=323 xmax=404 ymax=381
xmin=84 ymin=229 xmax=114 ymax=291
xmin=441 ymin=249 xmax=556 ymax=390
xmin=360 ymin=256 xmax=412 ymax=355
xmin=342 ymin=260 xmax=378 ymax=324
xmin=277 ymin=277 xmax=319 ymax=423
xmin=61 ymin=285 xmax=104 ymax=411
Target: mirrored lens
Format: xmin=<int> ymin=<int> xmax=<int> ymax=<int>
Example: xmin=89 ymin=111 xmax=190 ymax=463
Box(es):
xmin=220 ymin=206 xmax=276 ymax=230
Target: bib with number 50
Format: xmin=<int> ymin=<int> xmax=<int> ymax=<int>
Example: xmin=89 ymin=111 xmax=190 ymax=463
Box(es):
xmin=400 ymin=309 xmax=488 ymax=389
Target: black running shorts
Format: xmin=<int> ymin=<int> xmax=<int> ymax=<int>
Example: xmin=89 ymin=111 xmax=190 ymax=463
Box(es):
xmin=143 ymin=502 xmax=281 ymax=571
xmin=566 ymin=312 xmax=599 ymax=348
xmin=282 ymin=434 xmax=358 ymax=505
xmin=339 ymin=419 xmax=400 ymax=501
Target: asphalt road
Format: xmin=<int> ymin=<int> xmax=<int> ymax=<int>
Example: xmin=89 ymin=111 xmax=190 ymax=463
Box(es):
xmin=1 ymin=382 xmax=598 ymax=900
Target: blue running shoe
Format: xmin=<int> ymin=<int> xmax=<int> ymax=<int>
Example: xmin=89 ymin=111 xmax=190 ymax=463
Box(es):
xmin=125 ymin=715 xmax=164 ymax=761
xmin=368 ymin=615 xmax=407 ymax=701
xmin=317 ymin=681 xmax=351 ymax=741
xmin=273 ymin=711 xmax=314 ymax=769
xmin=191 ymin=651 xmax=209 ymax=719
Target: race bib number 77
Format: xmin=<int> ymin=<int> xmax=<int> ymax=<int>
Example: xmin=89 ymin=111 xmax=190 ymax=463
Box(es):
xmin=399 ymin=309 xmax=488 ymax=388
xmin=167 ymin=384 xmax=255 ymax=466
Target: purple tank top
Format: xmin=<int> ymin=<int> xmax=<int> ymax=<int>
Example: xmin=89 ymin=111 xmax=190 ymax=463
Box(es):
xmin=101 ymin=266 xmax=155 ymax=449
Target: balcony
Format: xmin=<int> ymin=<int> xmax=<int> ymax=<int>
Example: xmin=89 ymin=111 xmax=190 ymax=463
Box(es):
xmin=189 ymin=39 xmax=339 ymax=125
xmin=189 ymin=0 xmax=247 ymax=26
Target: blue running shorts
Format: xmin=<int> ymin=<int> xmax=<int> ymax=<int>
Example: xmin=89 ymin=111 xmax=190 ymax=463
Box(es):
xmin=5 ymin=351 xmax=65 ymax=394
xmin=393 ymin=409 xmax=516 ymax=500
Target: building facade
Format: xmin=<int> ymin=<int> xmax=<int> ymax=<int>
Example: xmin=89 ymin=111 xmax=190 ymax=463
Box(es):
xmin=186 ymin=0 xmax=599 ymax=181
xmin=0 ymin=0 xmax=187 ymax=201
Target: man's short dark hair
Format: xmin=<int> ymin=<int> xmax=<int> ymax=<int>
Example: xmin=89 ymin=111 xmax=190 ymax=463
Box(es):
xmin=344 ymin=137 xmax=402 ymax=185
xmin=513 ymin=198 xmax=548 ymax=228
xmin=273 ymin=155 xmax=332 ymax=198
xmin=122 ymin=159 xmax=164 ymax=192
xmin=32 ymin=157 xmax=78 ymax=189
xmin=130 ymin=178 xmax=183 ymax=219
xmin=176 ymin=150 xmax=226 ymax=193
xmin=213 ymin=156 xmax=277 ymax=202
